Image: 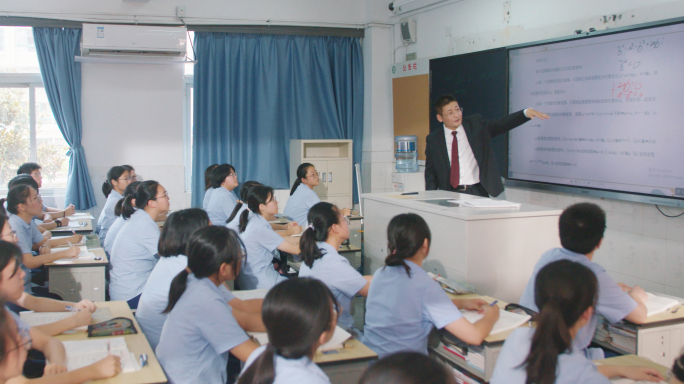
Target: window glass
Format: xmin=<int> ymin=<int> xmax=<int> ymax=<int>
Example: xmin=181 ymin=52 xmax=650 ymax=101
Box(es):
xmin=0 ymin=88 xmax=30 ymax=186
xmin=0 ymin=27 xmax=40 ymax=73
xmin=36 ymin=87 xmax=69 ymax=189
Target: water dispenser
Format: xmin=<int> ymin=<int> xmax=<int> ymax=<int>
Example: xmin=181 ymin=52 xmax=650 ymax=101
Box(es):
xmin=395 ymin=135 xmax=419 ymax=173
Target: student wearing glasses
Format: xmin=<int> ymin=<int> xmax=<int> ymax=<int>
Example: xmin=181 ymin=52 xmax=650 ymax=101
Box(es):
xmin=16 ymin=163 xmax=75 ymax=222
xmin=0 ymin=186 xmax=81 ymax=293
xmin=6 ymin=175 xmax=67 ymax=233
xmin=110 ymin=181 xmax=169 ymax=309
xmin=285 ymin=164 xmax=329 ymax=227
xmin=97 ymin=166 xmax=133 ymax=245
xmin=205 ymin=164 xmax=240 ymax=225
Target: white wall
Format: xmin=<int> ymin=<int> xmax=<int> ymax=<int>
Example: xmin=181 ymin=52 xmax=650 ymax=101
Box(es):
xmin=81 ymin=63 xmax=187 ymax=219
xmin=367 ymin=0 xmax=684 ymax=296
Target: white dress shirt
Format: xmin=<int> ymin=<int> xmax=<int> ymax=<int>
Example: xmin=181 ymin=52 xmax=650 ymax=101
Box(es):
xmin=444 ymin=125 xmax=480 ymax=186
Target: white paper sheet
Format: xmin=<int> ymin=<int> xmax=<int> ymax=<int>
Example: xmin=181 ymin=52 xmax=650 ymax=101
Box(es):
xmin=248 ymin=326 xmax=351 ymax=352
xmin=461 ymin=309 xmax=531 ymax=336
xmin=61 ymin=338 xmax=140 ymax=372
xmin=231 ymin=289 xmax=269 ymax=301
xmin=20 ymin=308 xmax=113 ymax=330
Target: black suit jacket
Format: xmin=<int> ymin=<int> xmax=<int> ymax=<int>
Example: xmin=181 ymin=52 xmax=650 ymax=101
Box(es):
xmin=424 ymin=110 xmax=530 ymax=197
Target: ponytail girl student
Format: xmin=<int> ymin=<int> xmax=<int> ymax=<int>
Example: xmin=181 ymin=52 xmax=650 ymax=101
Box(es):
xmin=238 ymin=277 xmax=338 ymax=384
xmin=110 ymin=181 xmax=169 ymax=308
xmin=226 ymin=181 xmax=300 ymax=232
xmin=97 ymin=166 xmax=131 ymax=244
xmin=491 ymin=260 xmax=663 ymax=384
xmin=156 ymin=226 xmax=260 ymax=384
xmin=137 ymin=209 xmax=264 ymax=350
xmin=362 ymin=213 xmax=499 ymax=358
xmin=283 ymin=163 xmax=321 ymax=226
xmin=0 ymin=186 xmax=81 ymax=292
xmin=202 ymin=164 xmax=218 ymax=211
xmin=103 ymin=181 xmax=141 ymax=256
xmin=205 ymin=164 xmax=240 ymax=225
xmin=237 ymin=186 xmax=301 ymax=290
xmin=298 ymin=202 xmax=371 ymax=332
xmin=0 ymin=225 xmax=96 ymax=336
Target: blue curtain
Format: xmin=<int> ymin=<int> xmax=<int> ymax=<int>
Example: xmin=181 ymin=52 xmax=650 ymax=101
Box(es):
xmin=191 ymin=33 xmax=364 ymax=207
xmin=33 ymin=28 xmax=97 ymax=209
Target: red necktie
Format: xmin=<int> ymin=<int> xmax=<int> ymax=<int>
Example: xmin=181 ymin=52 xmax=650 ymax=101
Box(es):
xmin=450 ymin=131 xmax=460 ymax=188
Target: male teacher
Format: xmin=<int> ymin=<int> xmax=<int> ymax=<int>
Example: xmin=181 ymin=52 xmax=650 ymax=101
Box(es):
xmin=425 ymin=94 xmax=550 ymax=197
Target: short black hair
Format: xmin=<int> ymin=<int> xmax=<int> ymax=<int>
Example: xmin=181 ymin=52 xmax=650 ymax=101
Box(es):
xmin=358 ymin=352 xmax=455 ymax=384
xmin=7 ymin=174 xmax=38 ymax=190
xmin=434 ymin=94 xmax=459 ymax=115
xmin=17 ymin=163 xmax=41 ymax=175
xmin=210 ymin=164 xmax=235 ymax=189
xmin=158 ymin=208 xmax=210 ymax=257
xmin=559 ymin=203 xmax=606 ymax=255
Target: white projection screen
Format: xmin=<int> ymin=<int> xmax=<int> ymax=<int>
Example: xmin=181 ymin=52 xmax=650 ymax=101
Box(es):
xmin=507 ymin=21 xmax=684 ymax=207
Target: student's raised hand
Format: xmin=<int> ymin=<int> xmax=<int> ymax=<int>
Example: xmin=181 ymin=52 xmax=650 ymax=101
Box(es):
xmin=43 ymin=363 xmax=68 ymax=376
xmin=87 ymin=355 xmax=122 ymax=380
xmin=619 ymin=366 xmax=665 ymax=382
xmin=70 ymin=234 xmax=84 ymax=243
xmin=74 ymin=300 xmax=97 ymax=312
xmin=628 ymin=286 xmax=649 ymax=303
xmin=71 ymin=309 xmax=93 ymax=328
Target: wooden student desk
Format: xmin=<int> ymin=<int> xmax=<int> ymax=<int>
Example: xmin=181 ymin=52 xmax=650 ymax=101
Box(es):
xmin=593 ymin=305 xmax=684 ymax=369
xmin=429 ymin=293 xmax=530 ymax=383
xmin=55 ymin=301 xmax=167 ymax=384
xmin=315 ymin=339 xmax=377 ymax=384
xmin=595 ymin=354 xmax=670 ymax=378
xmin=46 ymin=247 xmax=108 ymax=303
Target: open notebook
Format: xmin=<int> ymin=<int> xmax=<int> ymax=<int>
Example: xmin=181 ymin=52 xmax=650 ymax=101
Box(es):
xmin=20 ymin=308 xmax=114 ymax=331
xmin=461 ymin=309 xmax=531 ymax=336
xmin=61 ymin=338 xmax=140 ymax=372
xmin=645 ymin=292 xmax=683 ymax=317
xmin=248 ymin=326 xmax=352 ymax=352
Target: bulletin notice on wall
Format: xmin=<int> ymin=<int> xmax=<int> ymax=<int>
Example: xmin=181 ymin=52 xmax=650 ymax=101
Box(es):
xmin=508 ymin=22 xmax=684 ymax=199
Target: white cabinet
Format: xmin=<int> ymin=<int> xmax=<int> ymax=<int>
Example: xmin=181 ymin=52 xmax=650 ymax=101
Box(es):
xmin=49 ymin=266 xmax=106 ymax=302
xmin=290 ymin=140 xmax=353 ymax=208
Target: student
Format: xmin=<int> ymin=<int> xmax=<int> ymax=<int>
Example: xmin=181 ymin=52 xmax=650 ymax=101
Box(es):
xmin=238 ymin=277 xmax=338 ymax=384
xmin=156 ymin=226 xmax=260 ymax=384
xmin=519 ymin=202 xmax=648 ymax=360
xmin=16 ymin=164 xmax=75 ymax=222
xmin=0 ymin=227 xmax=96 ymax=337
xmin=362 ymin=213 xmax=499 ymax=358
xmin=357 ymin=352 xmax=456 ymax=384
xmin=0 ymin=186 xmax=81 ymax=292
xmin=121 ymin=165 xmax=137 ymax=181
xmin=96 ymin=166 xmax=131 ymax=244
xmin=137 ymin=209 xmax=264 ymax=350
xmin=491 ymin=260 xmax=663 ymax=384
xmin=0 ymin=303 xmax=121 ymax=384
xmin=202 ymin=164 xmax=218 ymax=211
xmin=103 ymin=181 xmax=141 ymax=256
xmin=7 ymin=175 xmax=67 ymax=233
xmin=283 ymin=163 xmax=321 ymax=226
xmin=227 ymin=181 xmax=301 ymax=233
xmin=237 ymin=186 xmax=301 ymax=290
xmin=672 ymin=354 xmax=684 ymax=384
xmin=298 ymin=202 xmax=371 ymax=332
xmin=109 ymin=181 xmax=169 ymax=308
xmin=205 ymin=164 xmax=239 ymax=225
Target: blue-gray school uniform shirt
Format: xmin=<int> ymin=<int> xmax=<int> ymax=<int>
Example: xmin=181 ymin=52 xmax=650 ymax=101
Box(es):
xmin=298 ymin=242 xmax=367 ymax=330
xmin=97 ymin=190 xmax=123 ymax=244
xmin=241 ymin=345 xmax=331 ymax=384
xmin=103 ymin=215 xmax=126 ymax=255
xmin=237 ymin=213 xmax=287 ymax=290
xmin=283 ymin=184 xmax=321 ymax=226
xmin=137 ymin=254 xmax=234 ymax=351
xmin=519 ymin=247 xmax=637 ymax=360
xmin=109 ymin=210 xmax=160 ymax=302
xmin=8 ymin=307 xmax=31 ymax=335
xmin=8 ymin=214 xmax=42 ymax=289
xmin=362 ymin=260 xmax=463 ymax=358
xmin=206 ymin=187 xmax=238 ymax=225
xmin=156 ymin=274 xmax=246 ymax=384
xmin=490 ymin=327 xmax=611 ymax=384
xmin=202 ymin=187 xmax=214 ymax=211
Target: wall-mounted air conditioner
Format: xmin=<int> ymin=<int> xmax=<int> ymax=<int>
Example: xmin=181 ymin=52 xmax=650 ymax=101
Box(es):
xmin=77 ymin=23 xmax=190 ymax=64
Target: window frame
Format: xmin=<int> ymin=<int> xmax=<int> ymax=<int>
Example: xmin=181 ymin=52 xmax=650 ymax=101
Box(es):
xmin=183 ymin=75 xmax=193 ymax=192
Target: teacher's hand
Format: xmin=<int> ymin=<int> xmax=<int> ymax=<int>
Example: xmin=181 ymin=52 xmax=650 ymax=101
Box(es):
xmin=525 ymin=109 xmax=550 ymax=120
